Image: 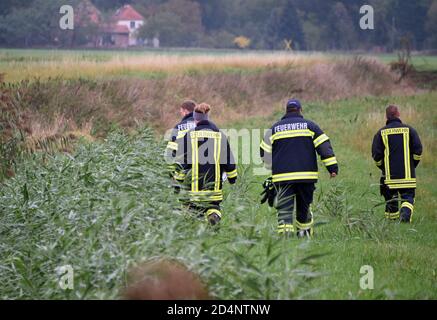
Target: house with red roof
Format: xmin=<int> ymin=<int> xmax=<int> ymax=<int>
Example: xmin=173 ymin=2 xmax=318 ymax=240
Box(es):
xmin=101 ymin=5 xmax=145 ymax=48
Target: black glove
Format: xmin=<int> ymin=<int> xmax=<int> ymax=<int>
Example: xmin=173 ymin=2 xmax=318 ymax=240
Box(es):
xmin=380 ymin=176 xmax=389 ymax=197
xmin=260 ymin=177 xmax=275 ymax=207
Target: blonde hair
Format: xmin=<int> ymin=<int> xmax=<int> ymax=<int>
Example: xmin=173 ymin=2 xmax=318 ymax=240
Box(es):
xmin=195 ymin=103 xmax=211 ymax=114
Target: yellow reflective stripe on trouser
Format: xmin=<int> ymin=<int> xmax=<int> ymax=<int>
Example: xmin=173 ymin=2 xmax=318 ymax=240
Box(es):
xmin=313 ymin=134 xmax=329 ymax=148
xmin=385 ymin=212 xmax=400 ymax=220
xmin=206 ymin=209 xmax=222 ymax=219
xmin=260 ymin=140 xmax=272 ymax=153
xmin=278 ymin=224 xmax=294 ymax=234
xmin=173 ymin=171 xmax=186 ymax=181
xmin=401 ymin=202 xmax=414 ymax=212
xmin=271 ymin=130 xmax=314 ymax=142
xmin=166 ymin=141 xmax=178 ymax=151
xmin=401 ymin=202 xmax=414 ymax=223
xmin=375 ymin=160 xmax=382 ymax=166
xmin=272 ymin=172 xmax=318 ymax=183
xmin=226 ymin=169 xmax=238 ymax=179
xmin=413 ymin=154 xmax=422 ymax=161
xmin=322 ymin=157 xmax=338 ymax=166
xmin=296 ymin=219 xmax=314 ymax=231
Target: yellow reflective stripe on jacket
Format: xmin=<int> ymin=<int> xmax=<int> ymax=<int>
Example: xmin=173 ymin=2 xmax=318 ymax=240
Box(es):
xmin=322 ymin=157 xmax=338 ymax=167
xmin=382 ymin=133 xmax=391 ymax=179
xmin=189 ymin=190 xmax=224 ymax=202
xmin=270 ymin=129 xmax=314 ymax=143
xmin=387 ymin=184 xmax=416 ymax=189
xmin=404 ymin=132 xmax=411 ymax=179
xmin=226 ymin=169 xmax=238 ymax=179
xmin=385 ymin=178 xmax=416 ymax=184
xmin=313 ymin=134 xmax=329 ymax=148
xmin=213 ymin=134 xmax=222 ymax=192
xmin=272 ymin=171 xmax=319 ymax=183
xmin=260 ymin=140 xmax=272 ymax=153
xmin=375 ymin=159 xmax=383 ymax=166
xmin=176 ymin=129 xmax=190 ymax=139
xmin=191 ymin=135 xmax=199 ymax=192
xmin=413 ymin=154 xmax=422 ymax=161
xmin=166 ymin=141 xmax=178 ymax=151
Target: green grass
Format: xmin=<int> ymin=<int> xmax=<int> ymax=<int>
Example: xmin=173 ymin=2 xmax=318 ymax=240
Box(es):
xmin=371 ymin=54 xmax=437 ymax=71
xmin=230 ymin=92 xmax=437 ymax=299
xmin=1 ymin=92 xmax=436 ymax=299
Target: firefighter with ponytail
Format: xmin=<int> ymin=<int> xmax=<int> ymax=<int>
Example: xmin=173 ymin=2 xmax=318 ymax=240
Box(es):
xmin=174 ymin=103 xmax=237 ymax=225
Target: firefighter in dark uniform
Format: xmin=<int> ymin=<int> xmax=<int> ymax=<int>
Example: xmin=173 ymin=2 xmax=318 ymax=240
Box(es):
xmin=175 ymin=103 xmax=237 ymax=225
xmin=165 ymin=100 xmax=197 ymax=180
xmin=260 ymin=99 xmax=338 ymax=238
xmin=372 ymin=105 xmax=423 ymax=223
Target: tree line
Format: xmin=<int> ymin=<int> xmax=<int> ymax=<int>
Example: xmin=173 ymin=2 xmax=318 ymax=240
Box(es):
xmin=0 ymin=0 xmax=436 ymax=51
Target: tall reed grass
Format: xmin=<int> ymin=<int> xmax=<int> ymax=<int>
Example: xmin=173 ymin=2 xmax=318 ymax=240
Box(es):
xmin=1 ymin=52 xmax=331 ymax=83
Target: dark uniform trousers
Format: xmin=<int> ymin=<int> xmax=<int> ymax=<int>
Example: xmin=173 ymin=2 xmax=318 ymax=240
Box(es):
xmin=381 ymin=178 xmax=415 ymax=221
xmin=188 ymin=202 xmax=222 ymax=220
xmin=275 ymin=183 xmax=315 ymax=232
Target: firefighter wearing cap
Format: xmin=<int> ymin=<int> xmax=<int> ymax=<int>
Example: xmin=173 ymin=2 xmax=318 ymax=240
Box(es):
xmin=260 ymin=99 xmax=338 ymax=238
xmin=175 ymin=103 xmax=237 ymax=225
xmin=165 ymin=100 xmax=197 ymax=178
xmin=372 ymin=105 xmax=423 ymax=223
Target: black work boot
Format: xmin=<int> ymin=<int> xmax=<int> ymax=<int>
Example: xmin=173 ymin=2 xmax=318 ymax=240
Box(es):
xmin=207 ymin=213 xmax=221 ymax=226
xmin=296 ymin=229 xmax=313 ymax=239
xmin=400 ymin=211 xmax=412 ymax=223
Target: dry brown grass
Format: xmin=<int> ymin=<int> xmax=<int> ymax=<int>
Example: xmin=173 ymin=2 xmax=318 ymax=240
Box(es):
xmin=1 ymin=57 xmax=418 ymax=166
xmin=2 ymin=53 xmax=331 ymax=83
xmin=334 ymin=103 xmax=435 ymax=168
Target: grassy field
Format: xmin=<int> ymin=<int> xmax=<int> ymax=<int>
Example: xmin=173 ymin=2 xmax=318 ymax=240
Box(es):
xmin=0 ymin=49 xmax=436 ymax=299
xmin=1 ymin=48 xmax=436 ymax=83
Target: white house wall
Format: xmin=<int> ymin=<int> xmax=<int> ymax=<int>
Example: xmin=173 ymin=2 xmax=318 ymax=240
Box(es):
xmin=117 ymin=20 xmax=144 ymax=46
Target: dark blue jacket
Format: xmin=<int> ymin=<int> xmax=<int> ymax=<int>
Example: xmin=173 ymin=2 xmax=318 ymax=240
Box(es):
xmin=260 ymin=112 xmax=338 ymax=183
xmin=372 ymin=118 xmax=422 ymax=189
xmin=175 ymin=120 xmax=237 ymax=203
